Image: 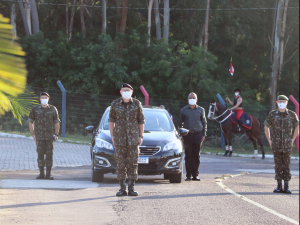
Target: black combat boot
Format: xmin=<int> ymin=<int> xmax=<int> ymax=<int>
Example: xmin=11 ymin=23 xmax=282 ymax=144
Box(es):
xmin=228 ymin=151 xmax=232 ymax=157
xmin=273 ymin=180 xmax=283 ymax=193
xmin=283 ymin=181 xmax=292 ymax=194
xmin=237 ymin=120 xmax=242 ymax=131
xmin=45 ymin=167 xmax=54 ymax=180
xmin=116 ymin=180 xmax=127 ymax=196
xmin=128 ymin=180 xmax=138 ymax=196
xmin=36 ymin=167 xmax=45 ymax=179
xmin=223 ymin=150 xmax=229 ymax=156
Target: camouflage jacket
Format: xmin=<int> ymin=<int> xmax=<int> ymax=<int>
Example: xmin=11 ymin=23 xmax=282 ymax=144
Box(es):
xmin=27 ymin=105 xmax=61 ymax=140
xmin=108 ymin=98 xmax=145 ymax=146
xmin=264 ymin=109 xmax=299 ymax=152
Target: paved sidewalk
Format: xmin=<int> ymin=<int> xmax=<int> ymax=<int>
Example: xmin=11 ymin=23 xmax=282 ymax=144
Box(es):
xmin=0 ymin=137 xmax=90 ymax=171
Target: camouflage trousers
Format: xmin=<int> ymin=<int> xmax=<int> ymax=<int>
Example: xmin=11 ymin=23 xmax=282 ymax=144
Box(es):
xmin=36 ymin=140 xmax=54 ymax=168
xmin=114 ymin=145 xmax=139 ymax=181
xmin=273 ymin=151 xmax=291 ymax=181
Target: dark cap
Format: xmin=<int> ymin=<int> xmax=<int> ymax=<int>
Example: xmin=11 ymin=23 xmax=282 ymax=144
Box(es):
xmin=277 ymin=95 xmax=289 ymax=101
xmin=40 ymin=92 xmax=50 ymax=98
xmin=121 ymin=83 xmax=133 ymax=90
xmin=234 ymin=88 xmax=241 ymax=93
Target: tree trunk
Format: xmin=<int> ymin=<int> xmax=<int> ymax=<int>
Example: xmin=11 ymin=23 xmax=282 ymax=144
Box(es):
xmin=69 ymin=0 xmax=77 ymax=41
xmin=80 ymin=0 xmax=86 ymax=38
xmin=147 ymin=0 xmax=154 ymax=46
xmin=10 ymin=1 xmax=17 ymax=39
xmin=203 ymin=0 xmax=210 ymax=52
xmin=270 ymin=0 xmax=278 ymax=62
xmin=116 ymin=0 xmax=122 ymax=33
xmin=279 ymin=0 xmax=289 ymax=79
xmin=101 ymin=0 xmax=108 ymax=33
xmin=85 ymin=0 xmax=94 ymax=35
xmin=120 ymin=0 xmax=129 ymax=34
xmin=154 ymin=0 xmax=161 ymax=41
xmin=18 ymin=0 xmax=30 ymax=37
xmin=270 ymin=0 xmax=285 ymax=109
xmin=163 ymin=0 xmax=169 ymax=42
xmin=30 ymin=0 xmax=39 ymax=34
xmin=66 ymin=0 xmax=69 ymax=35
xmin=24 ymin=0 xmax=32 ymax=35
xmin=198 ymin=25 xmax=205 ymax=46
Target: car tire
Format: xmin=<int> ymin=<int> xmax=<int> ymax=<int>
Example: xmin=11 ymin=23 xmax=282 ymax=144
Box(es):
xmin=169 ymin=171 xmax=182 ymax=183
xmin=91 ymin=168 xmax=104 ymax=182
xmin=164 ymin=174 xmax=170 ymax=180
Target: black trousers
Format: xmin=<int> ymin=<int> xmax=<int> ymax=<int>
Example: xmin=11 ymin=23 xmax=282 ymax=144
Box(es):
xmin=183 ymin=133 xmax=203 ymax=178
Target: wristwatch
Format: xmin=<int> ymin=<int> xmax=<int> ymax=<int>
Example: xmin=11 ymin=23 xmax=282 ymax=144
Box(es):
xmin=139 ymin=135 xmax=143 ymax=138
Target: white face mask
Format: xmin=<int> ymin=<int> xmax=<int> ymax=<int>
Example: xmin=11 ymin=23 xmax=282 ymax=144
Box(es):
xmin=189 ymin=99 xmax=196 ymax=105
xmin=278 ymin=102 xmax=287 ymax=109
xmin=122 ymin=91 xmax=132 ymax=99
xmin=235 ymin=92 xmax=239 ymax=96
xmin=41 ymin=99 xmax=49 ymax=105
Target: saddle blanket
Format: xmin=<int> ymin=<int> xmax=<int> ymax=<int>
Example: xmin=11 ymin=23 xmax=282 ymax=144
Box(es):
xmin=230 ymin=111 xmax=253 ymax=129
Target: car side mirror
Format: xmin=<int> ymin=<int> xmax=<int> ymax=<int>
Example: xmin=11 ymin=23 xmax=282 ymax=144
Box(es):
xmin=179 ymin=128 xmax=189 ymax=136
xmin=85 ymin=126 xmax=94 ymax=133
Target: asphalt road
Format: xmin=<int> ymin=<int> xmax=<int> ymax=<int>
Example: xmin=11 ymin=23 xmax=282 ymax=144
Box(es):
xmin=0 ymin=155 xmax=299 ymax=225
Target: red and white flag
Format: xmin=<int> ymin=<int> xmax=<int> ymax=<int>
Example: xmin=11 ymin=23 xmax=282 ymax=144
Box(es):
xmin=229 ymin=57 xmax=234 ymax=76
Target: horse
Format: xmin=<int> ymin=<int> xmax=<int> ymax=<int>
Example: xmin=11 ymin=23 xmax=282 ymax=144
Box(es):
xmin=207 ymin=101 xmax=265 ymax=159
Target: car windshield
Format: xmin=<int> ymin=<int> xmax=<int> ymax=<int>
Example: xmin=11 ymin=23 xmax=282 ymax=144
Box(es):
xmin=102 ymin=109 xmax=173 ymax=131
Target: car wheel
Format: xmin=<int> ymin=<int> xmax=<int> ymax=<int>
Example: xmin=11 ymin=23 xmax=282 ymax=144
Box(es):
xmin=169 ymin=171 xmax=182 ymax=183
xmin=164 ymin=174 xmax=170 ymax=180
xmin=91 ymin=168 xmax=104 ymax=182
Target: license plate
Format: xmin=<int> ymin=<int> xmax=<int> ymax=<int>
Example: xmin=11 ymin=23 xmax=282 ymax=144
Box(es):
xmin=138 ymin=157 xmax=149 ymax=164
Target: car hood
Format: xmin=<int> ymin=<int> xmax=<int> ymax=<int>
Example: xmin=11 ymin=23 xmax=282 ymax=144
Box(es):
xmin=97 ymin=130 xmax=178 ymax=147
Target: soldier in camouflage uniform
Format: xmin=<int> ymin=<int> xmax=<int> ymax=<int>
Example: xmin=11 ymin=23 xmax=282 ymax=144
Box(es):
xmin=264 ymin=95 xmax=299 ymax=194
xmin=109 ymin=83 xmax=145 ymax=196
xmin=28 ymin=92 xmax=60 ymax=180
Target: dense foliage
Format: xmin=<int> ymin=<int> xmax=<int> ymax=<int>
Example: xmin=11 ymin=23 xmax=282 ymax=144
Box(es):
xmin=0 ymin=0 xmax=298 ymax=104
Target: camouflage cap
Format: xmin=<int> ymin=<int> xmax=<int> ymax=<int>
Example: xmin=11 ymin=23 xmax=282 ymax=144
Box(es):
xmin=277 ymin=95 xmax=289 ymax=101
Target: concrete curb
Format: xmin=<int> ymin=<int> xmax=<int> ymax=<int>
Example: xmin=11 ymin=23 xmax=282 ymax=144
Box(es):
xmin=201 ymin=151 xmax=299 ymax=160
xmin=0 ymin=132 xmax=90 ymax=145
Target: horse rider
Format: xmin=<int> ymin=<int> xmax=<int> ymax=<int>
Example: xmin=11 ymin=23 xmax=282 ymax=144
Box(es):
xmin=227 ymin=88 xmax=243 ymax=131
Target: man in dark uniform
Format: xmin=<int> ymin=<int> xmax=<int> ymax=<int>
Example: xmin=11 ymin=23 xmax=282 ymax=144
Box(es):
xmin=28 ymin=92 xmax=60 ymax=180
xmin=109 ymin=83 xmax=145 ymax=196
xmin=178 ymin=92 xmax=207 ymax=181
xmin=264 ymin=95 xmax=299 ymax=194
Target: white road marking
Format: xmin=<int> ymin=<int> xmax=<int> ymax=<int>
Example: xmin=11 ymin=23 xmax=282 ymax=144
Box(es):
xmin=235 ymin=169 xmax=299 ymax=176
xmin=0 ymin=179 xmax=99 ymax=189
xmin=215 ymin=176 xmax=299 ymax=225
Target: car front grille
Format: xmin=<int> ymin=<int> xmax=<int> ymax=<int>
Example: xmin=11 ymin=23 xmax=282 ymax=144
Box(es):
xmin=139 ymin=146 xmax=161 ymax=156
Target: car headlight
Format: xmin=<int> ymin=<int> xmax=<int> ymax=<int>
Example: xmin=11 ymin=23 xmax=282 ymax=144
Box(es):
xmin=95 ymin=138 xmax=113 ymax=150
xmin=163 ymin=140 xmax=181 ymax=151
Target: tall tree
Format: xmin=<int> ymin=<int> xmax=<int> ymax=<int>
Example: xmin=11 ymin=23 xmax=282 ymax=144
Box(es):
xmin=101 ymin=0 xmax=108 ymax=33
xmin=279 ymin=0 xmax=289 ymax=78
xmin=147 ymin=0 xmax=154 ymax=46
xmin=120 ymin=0 xmax=129 ymax=34
xmin=203 ymin=0 xmax=210 ymax=52
xmin=270 ymin=0 xmax=285 ymax=109
xmin=30 ymin=0 xmax=39 ymax=34
xmin=24 ymin=0 xmax=32 ymax=35
xmin=68 ymin=0 xmax=77 ymax=41
xmin=154 ymin=0 xmax=161 ymax=41
xmin=163 ymin=0 xmax=169 ymax=42
xmin=18 ymin=0 xmax=30 ymax=37
xmin=66 ymin=0 xmax=69 ymax=36
xmin=116 ymin=0 xmax=122 ymax=33
xmin=80 ymin=0 xmax=86 ymax=38
xmin=10 ymin=1 xmax=17 ymax=38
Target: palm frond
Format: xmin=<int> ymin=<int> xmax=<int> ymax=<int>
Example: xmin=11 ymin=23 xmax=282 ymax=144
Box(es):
xmin=0 ymin=14 xmax=31 ymax=124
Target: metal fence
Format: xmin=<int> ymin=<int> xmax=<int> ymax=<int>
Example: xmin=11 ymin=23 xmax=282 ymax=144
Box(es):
xmin=0 ymin=86 xmax=297 ymax=151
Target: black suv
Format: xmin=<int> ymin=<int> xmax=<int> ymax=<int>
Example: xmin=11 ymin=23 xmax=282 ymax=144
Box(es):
xmin=86 ymin=106 xmax=186 ymax=183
